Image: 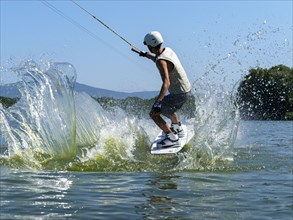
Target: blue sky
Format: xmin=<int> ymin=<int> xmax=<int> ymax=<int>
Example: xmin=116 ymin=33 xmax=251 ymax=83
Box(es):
xmin=1 ymin=0 xmax=292 ymax=92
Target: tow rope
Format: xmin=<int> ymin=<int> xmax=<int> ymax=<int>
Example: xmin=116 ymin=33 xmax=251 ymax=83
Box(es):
xmin=70 ymin=0 xmax=141 ymax=54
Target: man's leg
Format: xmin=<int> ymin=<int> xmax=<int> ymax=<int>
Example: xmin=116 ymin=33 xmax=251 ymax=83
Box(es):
xmin=170 ymin=112 xmax=180 ymax=124
xmin=150 ymin=112 xmax=171 ymax=133
xmin=150 ymin=112 xmax=179 ymax=145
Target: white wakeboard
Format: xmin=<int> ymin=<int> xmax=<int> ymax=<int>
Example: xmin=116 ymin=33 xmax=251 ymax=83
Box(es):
xmin=151 ymin=124 xmax=190 ymax=155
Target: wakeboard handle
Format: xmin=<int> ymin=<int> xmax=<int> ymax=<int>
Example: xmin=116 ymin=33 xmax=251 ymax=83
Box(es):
xmin=131 ymin=47 xmax=141 ymax=54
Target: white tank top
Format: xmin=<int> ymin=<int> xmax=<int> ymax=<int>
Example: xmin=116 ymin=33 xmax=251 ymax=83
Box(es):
xmin=156 ymin=47 xmax=191 ymax=94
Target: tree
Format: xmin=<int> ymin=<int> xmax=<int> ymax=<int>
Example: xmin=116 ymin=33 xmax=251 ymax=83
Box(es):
xmin=237 ymin=65 xmax=293 ymax=120
xmin=0 ymin=96 xmax=19 ymax=108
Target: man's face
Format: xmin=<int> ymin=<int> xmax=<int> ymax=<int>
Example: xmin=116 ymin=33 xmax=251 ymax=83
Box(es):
xmin=148 ymin=45 xmax=158 ymax=54
xmin=147 ymin=45 xmax=153 ymax=52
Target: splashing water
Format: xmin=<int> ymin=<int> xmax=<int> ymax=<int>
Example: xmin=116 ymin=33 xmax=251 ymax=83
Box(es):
xmin=0 ymin=61 xmax=77 ymax=167
xmin=0 ymin=60 xmax=239 ymax=171
xmin=1 ymin=20 xmax=290 ymax=171
xmin=177 ymin=80 xmax=240 ymax=170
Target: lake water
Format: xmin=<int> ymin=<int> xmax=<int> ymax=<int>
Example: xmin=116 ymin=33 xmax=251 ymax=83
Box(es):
xmin=1 ymin=120 xmax=292 ymax=219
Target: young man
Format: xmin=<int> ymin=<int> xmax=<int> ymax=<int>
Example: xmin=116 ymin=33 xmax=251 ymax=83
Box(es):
xmin=139 ymin=31 xmax=191 ymax=148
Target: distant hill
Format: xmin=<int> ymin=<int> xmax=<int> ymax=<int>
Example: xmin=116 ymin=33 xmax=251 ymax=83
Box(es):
xmin=74 ymin=83 xmax=157 ymax=99
xmin=0 ymin=82 xmax=157 ymax=99
xmin=0 ymin=83 xmax=20 ymax=98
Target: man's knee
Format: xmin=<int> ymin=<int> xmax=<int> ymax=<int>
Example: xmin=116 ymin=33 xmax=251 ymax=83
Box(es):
xmin=149 ymin=111 xmax=160 ymax=120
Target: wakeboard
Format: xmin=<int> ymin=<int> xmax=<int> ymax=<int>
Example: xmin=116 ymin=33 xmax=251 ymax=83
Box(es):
xmin=150 ymin=124 xmax=190 ymax=155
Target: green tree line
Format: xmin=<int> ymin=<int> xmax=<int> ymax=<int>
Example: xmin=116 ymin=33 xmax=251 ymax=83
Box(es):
xmin=236 ymin=65 xmax=293 ymax=120
xmin=0 ymin=97 xmax=19 ymax=108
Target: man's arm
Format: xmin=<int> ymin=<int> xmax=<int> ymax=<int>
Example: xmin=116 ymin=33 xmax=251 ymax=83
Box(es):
xmin=138 ymin=50 xmax=156 ymax=62
xmin=156 ymin=59 xmax=170 ymax=101
xmin=144 ymin=52 xmax=156 ymax=62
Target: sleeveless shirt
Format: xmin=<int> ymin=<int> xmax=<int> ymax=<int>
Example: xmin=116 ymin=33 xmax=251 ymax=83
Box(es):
xmin=155 ymin=47 xmax=191 ymax=94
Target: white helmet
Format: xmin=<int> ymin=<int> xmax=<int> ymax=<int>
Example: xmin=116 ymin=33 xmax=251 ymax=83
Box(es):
xmin=143 ymin=31 xmax=164 ymax=47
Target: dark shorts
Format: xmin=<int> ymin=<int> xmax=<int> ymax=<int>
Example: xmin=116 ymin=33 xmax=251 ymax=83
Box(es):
xmin=160 ymin=92 xmax=190 ymax=118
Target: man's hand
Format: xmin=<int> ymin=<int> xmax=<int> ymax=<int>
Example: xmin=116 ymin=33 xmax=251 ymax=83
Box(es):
xmin=139 ymin=51 xmax=148 ymax=57
xmin=151 ymin=101 xmax=162 ymax=113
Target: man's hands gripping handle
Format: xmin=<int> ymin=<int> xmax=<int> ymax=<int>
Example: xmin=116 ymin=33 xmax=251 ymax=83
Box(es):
xmin=131 ymin=47 xmax=148 ymax=57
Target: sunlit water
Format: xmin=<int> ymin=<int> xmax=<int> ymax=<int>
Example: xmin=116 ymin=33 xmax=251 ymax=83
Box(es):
xmin=0 ymin=122 xmax=292 ymax=219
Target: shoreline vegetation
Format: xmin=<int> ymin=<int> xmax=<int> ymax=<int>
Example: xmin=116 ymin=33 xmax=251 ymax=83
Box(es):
xmin=236 ymin=65 xmax=292 ymax=120
xmin=1 ymin=65 xmax=292 ymax=120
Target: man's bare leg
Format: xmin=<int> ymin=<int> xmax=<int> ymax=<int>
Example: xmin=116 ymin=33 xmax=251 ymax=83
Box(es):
xmin=150 ymin=112 xmax=171 ymax=133
xmin=170 ymin=112 xmax=180 ymax=124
